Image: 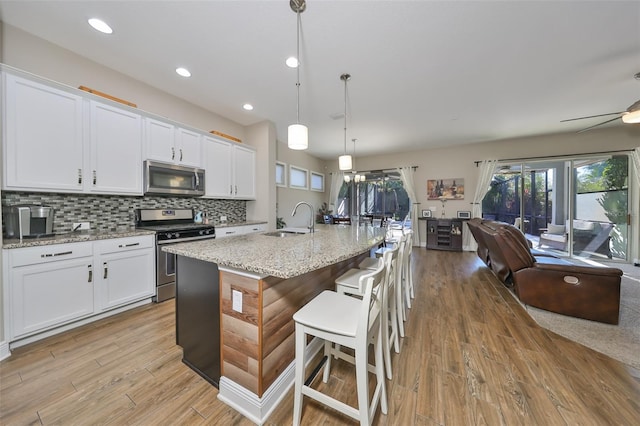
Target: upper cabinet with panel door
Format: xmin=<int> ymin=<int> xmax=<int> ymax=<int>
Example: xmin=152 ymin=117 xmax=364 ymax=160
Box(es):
xmin=233 ymin=144 xmax=256 ymax=199
xmin=88 ymin=100 xmax=143 ymax=195
xmin=144 ymin=117 xmax=202 ymax=168
xmin=2 ymin=69 xmax=143 ymax=195
xmin=202 ymin=135 xmax=256 ymax=200
xmin=2 ymin=73 xmax=85 ymax=193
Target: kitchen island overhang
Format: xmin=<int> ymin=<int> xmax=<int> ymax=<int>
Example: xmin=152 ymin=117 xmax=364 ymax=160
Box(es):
xmin=163 ymin=224 xmax=386 ymax=423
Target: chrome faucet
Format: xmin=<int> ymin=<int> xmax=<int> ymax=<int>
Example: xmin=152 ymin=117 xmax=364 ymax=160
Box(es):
xmin=291 ymin=201 xmax=315 ymax=233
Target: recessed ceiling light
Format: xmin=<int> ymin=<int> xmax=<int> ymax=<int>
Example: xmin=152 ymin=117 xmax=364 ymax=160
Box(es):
xmin=175 ymin=67 xmax=191 ymax=78
xmin=243 ymin=104 xmax=254 ymax=111
xmin=88 ymin=18 xmax=113 ymax=34
xmin=286 ymin=57 xmax=299 ymax=68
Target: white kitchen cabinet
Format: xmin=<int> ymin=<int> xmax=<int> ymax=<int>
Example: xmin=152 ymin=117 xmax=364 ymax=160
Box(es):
xmin=242 ymin=223 xmax=267 ymax=234
xmin=217 ymin=225 xmax=244 ymax=238
xmin=2 ymin=71 xmax=143 ymax=195
xmin=3 ymin=235 xmax=155 ymax=346
xmin=2 ymin=73 xmax=85 ymax=192
xmin=203 ymin=136 xmax=233 ymax=197
xmin=234 ymin=145 xmax=256 ymax=199
xmin=95 ymin=235 xmax=155 ymax=311
xmin=144 ymin=117 xmax=202 ymax=167
xmin=217 ymin=223 xmax=267 ymax=238
xmin=89 ymin=100 xmax=143 ymax=194
xmin=145 ymin=117 xmax=175 ymax=165
xmin=203 ymin=136 xmax=256 ymax=200
xmin=6 ymin=242 xmax=94 ymax=339
xmin=175 ymin=127 xmax=202 ymax=167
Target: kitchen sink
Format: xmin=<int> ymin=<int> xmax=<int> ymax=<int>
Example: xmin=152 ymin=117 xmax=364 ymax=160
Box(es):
xmin=262 ymin=231 xmax=305 ymax=237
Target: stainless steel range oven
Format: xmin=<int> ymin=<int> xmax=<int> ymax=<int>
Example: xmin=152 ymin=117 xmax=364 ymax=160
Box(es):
xmin=135 ymin=208 xmax=215 ymax=302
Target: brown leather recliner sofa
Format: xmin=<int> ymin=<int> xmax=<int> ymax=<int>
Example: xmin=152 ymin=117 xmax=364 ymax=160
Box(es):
xmin=467 ymin=218 xmax=623 ymax=324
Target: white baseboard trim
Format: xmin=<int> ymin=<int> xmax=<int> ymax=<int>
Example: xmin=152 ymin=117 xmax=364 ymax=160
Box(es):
xmin=218 ymin=337 xmax=323 ymax=425
xmin=0 ymin=340 xmax=10 ymax=361
xmin=9 ymin=298 xmax=152 ymax=350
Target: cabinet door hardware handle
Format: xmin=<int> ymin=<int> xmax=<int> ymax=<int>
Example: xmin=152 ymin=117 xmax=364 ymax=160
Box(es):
xmin=78 ymin=169 xmax=83 ymax=185
xmin=230 ymin=185 xmax=233 ymax=195
xmin=92 ymin=170 xmax=97 ymax=185
xmin=41 ymin=250 xmax=73 ymax=258
xmin=88 ymin=265 xmax=93 ymax=283
xmin=171 ymin=147 xmax=175 ymax=160
xmin=180 ymin=149 xmax=183 ymax=161
xmin=103 ymin=262 xmax=108 ymax=279
xmin=118 ymin=242 xmax=140 ymax=248
xmin=235 ymin=185 xmax=238 ymax=195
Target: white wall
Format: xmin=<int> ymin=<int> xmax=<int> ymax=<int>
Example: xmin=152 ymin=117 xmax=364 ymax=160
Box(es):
xmin=326 ymin=126 xmax=640 ymax=253
xmin=276 ymin=141 xmax=329 ymax=229
xmin=0 ymin=24 xmax=245 ymax=141
xmin=245 ymin=121 xmax=277 ymax=230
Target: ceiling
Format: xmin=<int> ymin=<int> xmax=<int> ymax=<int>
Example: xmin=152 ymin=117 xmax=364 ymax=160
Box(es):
xmin=1 ymin=1 xmax=639 ymax=160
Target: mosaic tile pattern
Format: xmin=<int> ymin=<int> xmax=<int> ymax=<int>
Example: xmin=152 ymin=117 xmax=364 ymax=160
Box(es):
xmin=2 ymin=192 xmax=246 ymax=234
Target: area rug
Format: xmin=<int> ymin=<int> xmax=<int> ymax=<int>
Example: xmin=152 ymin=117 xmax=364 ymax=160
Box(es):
xmin=523 ymin=262 xmax=640 ymax=370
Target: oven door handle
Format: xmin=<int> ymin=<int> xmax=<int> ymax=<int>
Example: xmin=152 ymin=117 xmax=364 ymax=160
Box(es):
xmin=156 ymin=235 xmax=216 ymax=245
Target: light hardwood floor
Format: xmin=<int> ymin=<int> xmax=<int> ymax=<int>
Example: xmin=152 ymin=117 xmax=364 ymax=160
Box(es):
xmin=1 ymin=250 xmax=639 ymax=425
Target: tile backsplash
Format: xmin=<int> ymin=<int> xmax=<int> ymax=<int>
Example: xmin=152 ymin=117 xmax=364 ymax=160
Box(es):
xmin=1 ymin=192 xmax=246 ymax=234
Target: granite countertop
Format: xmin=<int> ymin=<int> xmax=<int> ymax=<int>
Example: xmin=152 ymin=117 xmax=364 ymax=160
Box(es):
xmin=163 ymin=224 xmax=386 ymax=279
xmin=2 ymin=229 xmax=156 ymax=249
xmin=2 ymin=221 xmax=268 ymax=249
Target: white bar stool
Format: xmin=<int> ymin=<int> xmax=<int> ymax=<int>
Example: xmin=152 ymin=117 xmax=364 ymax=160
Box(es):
xmin=336 ymin=245 xmax=400 ymax=379
xmin=403 ymin=230 xmax=415 ymax=307
xmin=292 ymin=262 xmax=387 ymax=425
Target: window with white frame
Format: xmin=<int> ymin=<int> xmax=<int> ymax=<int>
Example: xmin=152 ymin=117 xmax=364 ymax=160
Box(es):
xmin=289 ymin=165 xmax=308 ymax=190
xmin=310 ymin=171 xmax=324 ymax=192
xmin=276 ymin=161 xmax=287 ymax=187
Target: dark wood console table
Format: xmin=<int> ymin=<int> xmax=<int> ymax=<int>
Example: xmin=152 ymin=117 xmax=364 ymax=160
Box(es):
xmin=426 ymin=218 xmax=463 ymax=251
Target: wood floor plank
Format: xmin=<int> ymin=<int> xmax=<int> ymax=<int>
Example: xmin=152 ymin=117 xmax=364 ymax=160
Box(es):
xmin=1 ymin=250 xmax=639 ymax=425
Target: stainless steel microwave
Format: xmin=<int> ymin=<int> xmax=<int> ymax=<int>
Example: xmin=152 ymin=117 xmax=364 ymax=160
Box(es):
xmin=144 ymin=161 xmax=205 ymax=196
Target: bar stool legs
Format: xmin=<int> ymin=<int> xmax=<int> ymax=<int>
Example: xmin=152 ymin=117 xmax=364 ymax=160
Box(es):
xmin=293 ymin=264 xmax=387 ymax=425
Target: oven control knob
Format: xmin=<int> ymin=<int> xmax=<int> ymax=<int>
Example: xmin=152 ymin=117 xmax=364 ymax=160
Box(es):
xmin=175 ymin=232 xmax=180 ymax=239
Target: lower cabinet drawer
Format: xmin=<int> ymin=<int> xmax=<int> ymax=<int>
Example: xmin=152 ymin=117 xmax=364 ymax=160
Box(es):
xmin=8 ymin=242 xmax=93 ymax=267
xmin=95 ymin=235 xmax=154 ymax=253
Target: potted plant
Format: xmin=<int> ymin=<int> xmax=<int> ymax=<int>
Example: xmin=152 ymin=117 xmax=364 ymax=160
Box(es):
xmin=317 ymin=202 xmax=332 ymax=224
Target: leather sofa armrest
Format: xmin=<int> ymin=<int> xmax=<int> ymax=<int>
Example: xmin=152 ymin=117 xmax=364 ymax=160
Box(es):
xmin=513 ymin=264 xmax=622 ymax=324
xmin=532 ymin=262 xmax=623 ymax=277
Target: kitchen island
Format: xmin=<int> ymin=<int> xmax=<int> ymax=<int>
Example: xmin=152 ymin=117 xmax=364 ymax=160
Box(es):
xmin=163 ymin=224 xmax=386 ymax=423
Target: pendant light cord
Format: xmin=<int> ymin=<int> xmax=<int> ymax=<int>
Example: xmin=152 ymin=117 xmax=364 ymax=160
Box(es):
xmin=343 ymin=74 xmax=348 ymax=155
xmin=296 ymin=10 xmax=301 ymax=124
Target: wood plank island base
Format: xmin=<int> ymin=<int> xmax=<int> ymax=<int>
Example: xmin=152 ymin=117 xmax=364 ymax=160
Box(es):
xmin=163 ymin=224 xmax=386 ymax=423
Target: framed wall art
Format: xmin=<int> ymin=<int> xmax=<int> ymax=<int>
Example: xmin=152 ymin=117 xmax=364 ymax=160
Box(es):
xmin=427 ymin=178 xmax=464 ymax=200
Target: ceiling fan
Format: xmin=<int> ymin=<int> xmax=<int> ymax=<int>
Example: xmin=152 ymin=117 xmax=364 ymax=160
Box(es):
xmin=561 ymin=71 xmax=640 ymax=132
xmin=561 ymin=99 xmax=640 ymax=133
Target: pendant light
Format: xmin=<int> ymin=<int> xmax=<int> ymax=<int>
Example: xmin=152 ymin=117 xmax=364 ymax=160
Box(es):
xmin=338 ymin=73 xmax=352 ymax=170
xmin=288 ymin=0 xmax=308 ymax=150
xmin=345 ymin=138 xmax=364 ymax=183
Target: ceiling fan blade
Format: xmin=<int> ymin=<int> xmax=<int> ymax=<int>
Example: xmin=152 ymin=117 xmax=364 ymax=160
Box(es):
xmin=561 ymin=111 xmax=624 ymax=122
xmin=576 ymin=116 xmax=622 ymax=133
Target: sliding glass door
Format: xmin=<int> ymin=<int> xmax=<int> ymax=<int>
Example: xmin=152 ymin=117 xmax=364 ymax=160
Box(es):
xmin=336 ymin=172 xmax=410 ymax=223
xmin=483 ymin=153 xmax=631 ymax=261
xmin=572 ymin=155 xmax=628 ymax=260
